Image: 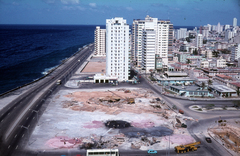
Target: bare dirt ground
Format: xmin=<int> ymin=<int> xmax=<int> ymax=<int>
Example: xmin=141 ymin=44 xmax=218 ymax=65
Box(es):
xmin=28 ymin=88 xmax=195 ymax=151
xmin=81 ymin=56 xmax=106 ymax=73
xmin=209 ymin=119 xmax=240 ymax=155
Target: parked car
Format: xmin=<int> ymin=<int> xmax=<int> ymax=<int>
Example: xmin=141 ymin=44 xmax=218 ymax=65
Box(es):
xmin=148 ymin=149 xmax=157 ymax=154
xmin=205 ymin=137 xmax=212 ymax=143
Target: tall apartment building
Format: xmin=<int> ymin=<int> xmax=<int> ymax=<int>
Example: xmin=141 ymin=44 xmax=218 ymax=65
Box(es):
xmin=142 ymin=28 xmax=156 ymax=72
xmin=131 ymin=15 xmax=173 ymax=68
xmin=224 ymin=24 xmax=230 ymax=30
xmin=106 ymin=17 xmax=129 ymax=81
xmin=216 ymin=22 xmax=221 ymax=33
xmin=202 ymin=27 xmax=209 ymax=38
xmin=225 ymin=30 xmax=234 ymax=41
xmin=94 ymin=26 xmax=106 ymax=56
xmin=231 ymin=44 xmax=240 ymax=61
xmin=176 ymin=28 xmax=187 ymax=39
xmin=233 ymin=18 xmax=237 ymax=27
xmin=196 ymin=34 xmax=203 ymax=48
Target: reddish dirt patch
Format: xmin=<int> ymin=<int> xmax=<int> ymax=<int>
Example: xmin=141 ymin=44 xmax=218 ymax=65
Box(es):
xmin=163 ymin=134 xmax=195 ymax=145
xmin=83 ymin=121 xmax=104 ymax=129
xmin=45 ymin=136 xmax=82 ymax=149
xmin=82 ymin=62 xmax=106 ymax=73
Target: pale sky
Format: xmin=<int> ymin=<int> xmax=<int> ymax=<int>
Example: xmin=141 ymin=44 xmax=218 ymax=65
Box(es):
xmin=0 ymin=0 xmax=239 ymax=26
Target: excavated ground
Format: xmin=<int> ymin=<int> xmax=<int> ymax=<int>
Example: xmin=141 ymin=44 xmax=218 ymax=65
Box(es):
xmin=28 ymin=88 xmax=195 ymax=151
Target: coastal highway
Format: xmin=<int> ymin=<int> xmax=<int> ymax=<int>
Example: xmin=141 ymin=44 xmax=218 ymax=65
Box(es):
xmin=0 ymin=43 xmax=94 ymax=156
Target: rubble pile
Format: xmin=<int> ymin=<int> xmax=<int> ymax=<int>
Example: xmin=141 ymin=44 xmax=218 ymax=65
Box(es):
xmin=37 ymin=88 xmax=196 ymax=151
xmin=64 ymin=89 xmax=163 ymax=114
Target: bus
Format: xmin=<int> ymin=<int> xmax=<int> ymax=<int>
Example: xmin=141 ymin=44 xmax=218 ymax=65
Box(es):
xmin=86 ymin=149 xmax=119 ymax=156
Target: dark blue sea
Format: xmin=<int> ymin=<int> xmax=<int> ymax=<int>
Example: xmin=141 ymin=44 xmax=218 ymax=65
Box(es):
xmin=0 ymin=25 xmax=96 ymax=94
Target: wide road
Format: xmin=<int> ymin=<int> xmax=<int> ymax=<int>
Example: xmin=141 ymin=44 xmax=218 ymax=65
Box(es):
xmin=0 ymin=43 xmax=94 ymax=156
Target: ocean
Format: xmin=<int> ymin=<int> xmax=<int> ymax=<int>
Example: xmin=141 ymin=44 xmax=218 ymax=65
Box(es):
xmin=0 ymin=25 xmax=96 ymax=94
xmin=0 ymin=25 xmax=197 ymax=95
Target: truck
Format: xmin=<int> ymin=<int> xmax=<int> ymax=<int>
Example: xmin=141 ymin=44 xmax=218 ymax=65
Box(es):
xmin=56 ymin=80 xmax=61 ymax=85
xmin=175 ymin=141 xmax=201 ymax=153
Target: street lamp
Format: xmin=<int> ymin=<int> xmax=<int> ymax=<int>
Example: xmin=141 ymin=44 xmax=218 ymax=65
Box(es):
xmin=21 ymin=125 xmax=29 ymax=145
xmin=29 ymin=109 xmax=39 ymax=124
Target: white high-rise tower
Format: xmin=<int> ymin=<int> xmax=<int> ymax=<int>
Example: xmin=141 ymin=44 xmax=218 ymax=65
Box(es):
xmin=94 ymin=26 xmax=106 ymax=56
xmin=106 ymin=17 xmax=129 ymax=81
xmin=196 ymin=34 xmax=203 ymax=48
xmin=131 ymin=15 xmax=173 ymax=68
xmin=233 ymin=18 xmax=237 ymax=27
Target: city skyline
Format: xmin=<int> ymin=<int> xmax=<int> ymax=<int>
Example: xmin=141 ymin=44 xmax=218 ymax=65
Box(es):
xmin=0 ymin=0 xmax=239 ymax=26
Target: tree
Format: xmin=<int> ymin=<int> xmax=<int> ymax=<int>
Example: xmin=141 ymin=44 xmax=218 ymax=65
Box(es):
xmin=201 ymin=82 xmax=206 ymax=90
xmin=186 ymin=37 xmax=190 ymax=42
xmin=212 ymin=50 xmax=219 ymax=57
xmin=208 ymin=79 xmax=213 ymax=86
xmin=236 ymin=88 xmax=240 ymax=96
xmin=186 ymin=59 xmax=191 ymax=64
xmin=193 ymin=49 xmax=198 ymax=55
xmin=203 ymin=40 xmax=207 ymax=44
xmin=149 ymin=69 xmax=154 ymax=77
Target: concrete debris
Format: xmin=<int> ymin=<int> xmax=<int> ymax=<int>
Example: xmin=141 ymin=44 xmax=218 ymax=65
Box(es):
xmin=124 ymin=90 xmax=131 ymax=93
xmin=29 ymin=88 xmax=196 ymax=151
xmin=176 ymin=118 xmax=181 ymax=123
xmin=131 ymin=142 xmax=141 ymax=149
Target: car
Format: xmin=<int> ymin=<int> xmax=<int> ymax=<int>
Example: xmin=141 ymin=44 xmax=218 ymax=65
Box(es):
xmin=205 ymin=137 xmax=212 ymax=143
xmin=148 ymin=149 xmax=157 ymax=154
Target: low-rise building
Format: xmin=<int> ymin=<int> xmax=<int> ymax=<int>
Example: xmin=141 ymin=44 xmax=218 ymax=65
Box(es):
xmin=201 ymin=61 xmax=209 ymax=68
xmin=209 ymin=85 xmax=237 ymax=97
xmin=169 ymin=85 xmax=213 ymax=97
xmin=214 ymin=74 xmax=234 ymax=86
xmin=229 ymin=82 xmax=240 ymax=95
xmin=155 ymin=72 xmax=195 ymax=86
xmin=202 ymin=67 xmax=240 ymax=78
xmin=216 ymin=56 xmax=227 ymax=68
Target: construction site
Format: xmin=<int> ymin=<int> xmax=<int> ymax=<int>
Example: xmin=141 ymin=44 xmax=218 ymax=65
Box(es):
xmin=28 ymin=87 xmax=196 ymax=151
xmin=24 ymin=56 xmax=198 ymax=152
xmin=209 ymin=119 xmax=240 ymax=154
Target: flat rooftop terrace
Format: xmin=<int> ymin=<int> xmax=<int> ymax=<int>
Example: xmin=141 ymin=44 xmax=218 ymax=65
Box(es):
xmin=211 ymin=85 xmax=236 ymax=93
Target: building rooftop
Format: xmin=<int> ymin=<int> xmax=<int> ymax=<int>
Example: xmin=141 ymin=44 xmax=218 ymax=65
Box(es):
xmin=164 ymin=72 xmax=188 ymax=77
xmin=155 ymin=75 xmax=195 ymax=81
xmin=171 ymin=85 xmax=208 ymax=91
xmin=229 ymin=82 xmax=240 ymax=88
xmin=211 ymin=85 xmax=236 ymax=93
xmin=215 ymin=74 xmax=233 ymax=80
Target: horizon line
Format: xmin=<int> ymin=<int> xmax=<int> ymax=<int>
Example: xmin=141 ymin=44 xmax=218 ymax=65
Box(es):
xmin=0 ymin=23 xmax=200 ymax=27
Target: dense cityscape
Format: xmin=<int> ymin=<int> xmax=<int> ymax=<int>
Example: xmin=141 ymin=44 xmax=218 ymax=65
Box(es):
xmin=94 ymin=16 xmax=240 ymax=99
xmin=0 ymin=3 xmax=239 ymax=156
